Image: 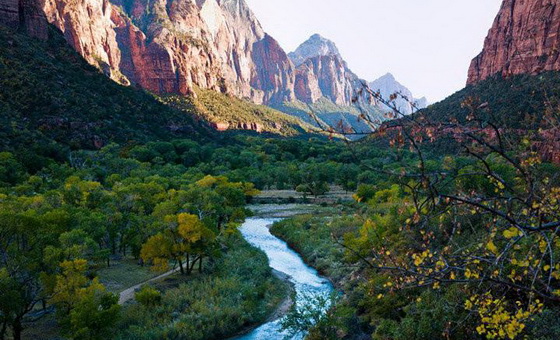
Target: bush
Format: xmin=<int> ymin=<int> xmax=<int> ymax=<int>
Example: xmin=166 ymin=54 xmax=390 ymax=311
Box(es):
xmin=134 ymin=286 xmax=162 ymax=307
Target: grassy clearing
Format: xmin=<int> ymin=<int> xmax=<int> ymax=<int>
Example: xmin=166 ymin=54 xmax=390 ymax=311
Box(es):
xmin=96 ymin=258 xmax=160 ymax=293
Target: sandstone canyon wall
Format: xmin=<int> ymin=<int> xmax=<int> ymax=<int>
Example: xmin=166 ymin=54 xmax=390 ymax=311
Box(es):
xmin=468 ymin=0 xmax=560 ymax=84
xmin=38 ymin=0 xmax=294 ymax=104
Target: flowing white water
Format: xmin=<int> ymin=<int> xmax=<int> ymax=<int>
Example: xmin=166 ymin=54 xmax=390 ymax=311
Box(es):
xmin=235 ymin=217 xmax=334 ymax=340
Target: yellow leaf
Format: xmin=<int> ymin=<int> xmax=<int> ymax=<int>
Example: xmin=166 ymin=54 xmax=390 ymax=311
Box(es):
xmin=486 ymin=240 xmax=498 ymax=255
xmin=503 ymin=227 xmax=520 ymax=239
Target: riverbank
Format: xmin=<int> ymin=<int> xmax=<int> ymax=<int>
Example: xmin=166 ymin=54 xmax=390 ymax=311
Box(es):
xmin=269 ymin=213 xmax=375 ymax=339
xmin=229 ymin=269 xmax=295 ymax=339
xmin=235 ymin=212 xmax=334 ymax=340
xmin=253 ymin=188 xmax=353 ymax=205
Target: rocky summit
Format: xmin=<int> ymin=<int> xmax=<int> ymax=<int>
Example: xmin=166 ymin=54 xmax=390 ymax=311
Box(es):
xmin=468 ymin=0 xmax=560 ymax=84
xmin=290 ymin=35 xmax=363 ymax=106
xmin=369 ymin=73 xmax=428 ymax=115
xmin=288 ymin=33 xmax=342 ymax=67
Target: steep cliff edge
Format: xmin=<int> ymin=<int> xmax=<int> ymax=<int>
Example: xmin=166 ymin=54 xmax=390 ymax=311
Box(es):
xmin=39 ymin=0 xmax=294 ymax=104
xmin=468 ymin=0 xmax=560 ymax=84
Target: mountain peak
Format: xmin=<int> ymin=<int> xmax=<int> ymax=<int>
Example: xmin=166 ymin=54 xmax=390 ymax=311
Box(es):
xmin=288 ymin=34 xmax=341 ymax=66
xmin=370 ymin=73 xmax=427 ymax=115
xmin=379 ymin=73 xmax=396 ymax=81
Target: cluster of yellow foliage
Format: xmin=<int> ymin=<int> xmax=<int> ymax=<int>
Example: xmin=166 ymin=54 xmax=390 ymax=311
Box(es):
xmin=465 ymin=293 xmax=543 ymax=339
xmin=50 ymin=259 xmax=106 ymax=311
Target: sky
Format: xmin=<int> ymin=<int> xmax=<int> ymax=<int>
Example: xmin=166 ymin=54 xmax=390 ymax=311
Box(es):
xmin=244 ymin=0 xmax=503 ymax=103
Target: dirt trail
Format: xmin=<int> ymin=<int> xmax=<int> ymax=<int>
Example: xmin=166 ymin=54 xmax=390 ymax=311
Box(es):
xmin=118 ymin=266 xmax=181 ymax=305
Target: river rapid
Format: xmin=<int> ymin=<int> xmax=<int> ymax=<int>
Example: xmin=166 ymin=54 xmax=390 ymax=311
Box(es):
xmin=234 ymin=209 xmax=333 ymax=340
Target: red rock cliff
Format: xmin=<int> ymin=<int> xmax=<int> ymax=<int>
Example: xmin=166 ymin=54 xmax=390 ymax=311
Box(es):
xmin=39 ymin=0 xmax=294 ymax=104
xmin=468 ymin=0 xmax=560 ymax=85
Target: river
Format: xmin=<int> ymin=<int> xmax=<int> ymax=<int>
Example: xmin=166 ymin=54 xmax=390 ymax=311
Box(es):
xmin=235 ymin=213 xmax=334 ymax=340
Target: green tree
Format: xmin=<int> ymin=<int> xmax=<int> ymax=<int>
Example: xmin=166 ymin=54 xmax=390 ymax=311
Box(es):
xmin=0 ymin=213 xmax=53 ymax=340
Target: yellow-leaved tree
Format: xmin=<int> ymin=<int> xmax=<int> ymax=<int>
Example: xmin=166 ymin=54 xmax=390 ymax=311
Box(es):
xmin=141 ymin=213 xmax=216 ymax=275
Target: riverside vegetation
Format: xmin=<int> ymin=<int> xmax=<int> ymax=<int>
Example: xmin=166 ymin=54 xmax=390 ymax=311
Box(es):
xmin=3 ymin=12 xmax=560 ymax=340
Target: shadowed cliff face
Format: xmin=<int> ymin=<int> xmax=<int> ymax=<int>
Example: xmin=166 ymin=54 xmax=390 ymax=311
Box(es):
xmin=0 ymin=0 xmax=20 ymax=29
xmin=468 ymin=0 xmax=560 ymax=84
xmin=39 ymin=0 xmax=295 ymax=105
xmin=0 ymin=0 xmax=48 ymax=40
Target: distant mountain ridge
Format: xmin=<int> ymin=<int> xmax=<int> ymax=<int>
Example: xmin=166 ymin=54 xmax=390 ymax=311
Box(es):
xmin=288 ymin=35 xmax=427 ymax=115
xmin=289 ymin=34 xmax=364 ymax=107
xmin=288 ymin=34 xmax=342 ymax=66
xmin=0 ymin=0 xmax=425 ymax=135
xmin=278 ymin=34 xmax=427 ymax=135
xmin=369 ymin=73 xmax=428 ymax=115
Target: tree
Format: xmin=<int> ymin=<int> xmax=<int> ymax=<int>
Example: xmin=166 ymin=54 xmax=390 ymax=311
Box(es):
xmin=66 ymin=290 xmax=120 ymax=340
xmin=316 ymin=81 xmax=560 ymax=338
xmin=48 ymin=259 xmax=119 ymax=339
xmin=0 ymin=213 xmax=53 ymax=340
xmin=48 ymin=259 xmax=120 ymax=339
xmin=141 ymin=213 xmax=216 ymax=275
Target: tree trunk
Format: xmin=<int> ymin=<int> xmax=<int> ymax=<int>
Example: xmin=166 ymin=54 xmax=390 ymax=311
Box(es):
xmin=12 ymin=318 xmax=22 ymax=340
xmin=1 ymin=320 xmax=7 ymax=340
xmin=186 ymin=253 xmax=191 ymax=275
xmin=178 ymin=258 xmax=185 ymax=275
xmin=198 ymin=256 xmax=203 ymax=273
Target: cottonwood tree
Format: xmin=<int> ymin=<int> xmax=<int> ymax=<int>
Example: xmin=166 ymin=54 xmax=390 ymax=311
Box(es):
xmin=0 ymin=213 xmax=54 ymax=340
xmin=141 ymin=213 xmax=215 ymax=275
xmin=49 ymin=259 xmax=120 ymax=340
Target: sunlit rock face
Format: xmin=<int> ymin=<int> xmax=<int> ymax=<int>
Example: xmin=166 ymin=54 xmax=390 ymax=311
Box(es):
xmin=289 ymin=34 xmax=365 ymax=105
xmin=468 ymin=0 xmax=560 ymax=84
xmin=288 ymin=33 xmax=341 ymax=67
xmin=39 ymin=0 xmax=294 ymax=104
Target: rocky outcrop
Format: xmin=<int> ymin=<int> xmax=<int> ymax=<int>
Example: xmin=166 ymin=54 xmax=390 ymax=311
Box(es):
xmin=289 ymin=34 xmax=365 ymax=106
xmin=369 ymin=73 xmax=428 ymax=115
xmin=468 ymin=0 xmax=560 ymax=84
xmin=39 ymin=0 xmax=294 ymax=104
xmin=0 ymin=0 xmax=48 ymax=40
xmin=0 ymin=0 xmax=20 ymax=29
xmin=251 ymin=34 xmax=295 ymax=104
xmin=294 ymin=54 xmax=361 ymax=105
xmin=288 ymin=33 xmax=341 ymax=67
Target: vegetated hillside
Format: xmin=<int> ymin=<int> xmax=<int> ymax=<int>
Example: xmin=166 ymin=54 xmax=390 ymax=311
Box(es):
xmin=418 ymin=72 xmax=560 ymax=128
xmin=162 ymin=87 xmax=315 ymax=136
xmin=0 ymin=25 xmax=211 ymax=157
xmin=276 ymin=98 xmax=382 ymax=135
